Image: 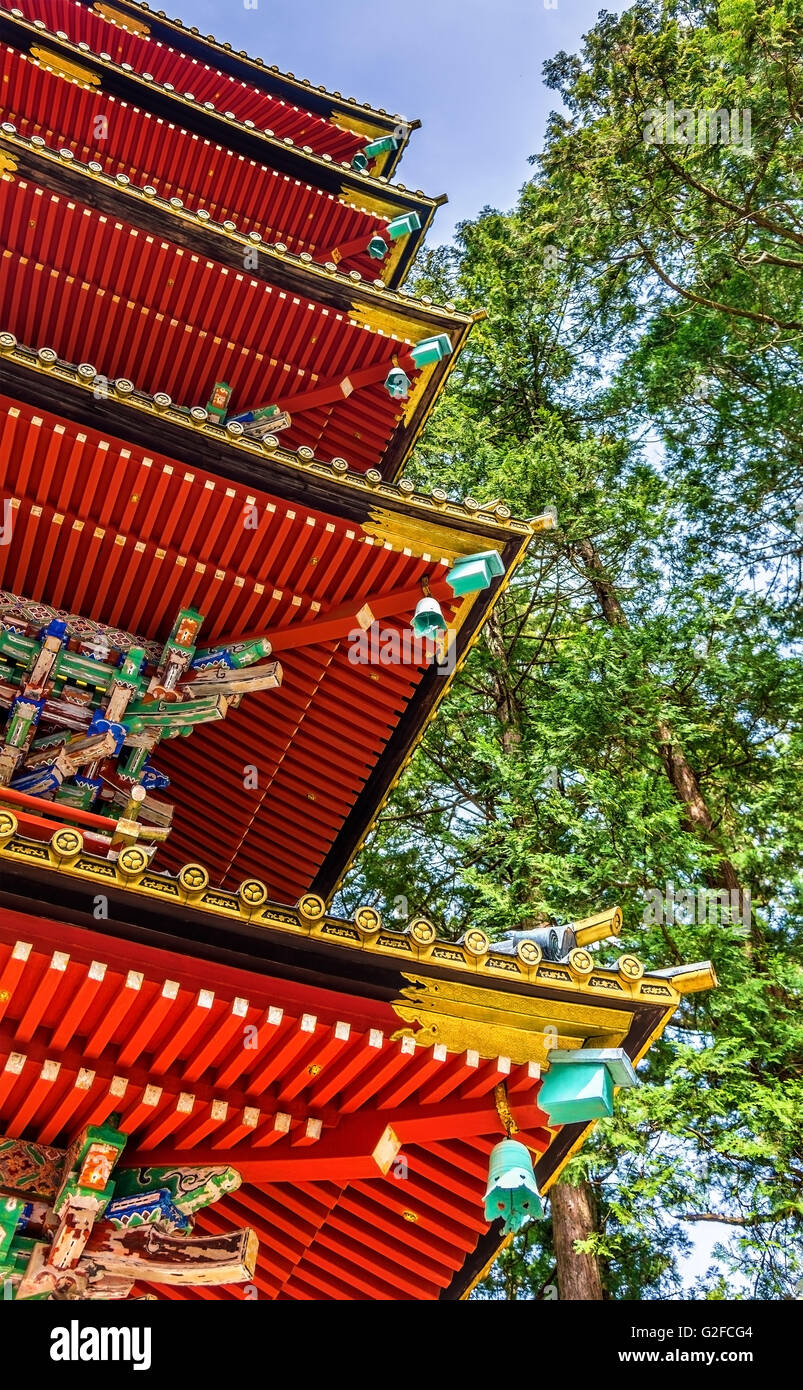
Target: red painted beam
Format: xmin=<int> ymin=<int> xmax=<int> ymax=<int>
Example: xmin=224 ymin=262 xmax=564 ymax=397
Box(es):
xmin=218 ymin=580 xmax=456 ymax=652
xmin=305 ymin=1030 xmax=384 ymax=1107
xmin=247 ymin=600 xmax=375 ymax=654
xmin=150 ymin=990 xmax=216 ymax=1074
xmin=273 ymin=353 xmax=415 ymax=417
xmin=278 ymin=1020 xmax=350 ymax=1103
xmin=5 ymin=1058 xmax=60 ymax=1135
xmin=337 ymin=1038 xmax=415 ymax=1115
xmin=126 ymin=1113 xmax=396 ymax=1182
xmin=0 ymin=1016 xmax=341 ymax=1142
xmin=124 ymin=1093 xmax=547 ymax=1184
xmin=0 ymin=940 xmax=32 ymax=1024
xmin=459 ymin=1056 xmax=512 ymax=1100
xmin=0 ymin=785 xmax=121 ymax=830
xmin=117 ymin=979 xmax=181 ymax=1068
xmin=182 ymin=997 xmax=250 ymax=1082
xmin=50 ymin=961 xmax=108 ymax=1052
xmin=210 ymin=1108 xmax=261 ymax=1150
xmin=38 ymin=1069 xmax=96 ymax=1145
xmin=418 ymin=1049 xmax=479 ymax=1104
xmin=15 ymin=950 xmax=70 ymax=1044
xmin=0 ymin=807 xmax=111 ymax=853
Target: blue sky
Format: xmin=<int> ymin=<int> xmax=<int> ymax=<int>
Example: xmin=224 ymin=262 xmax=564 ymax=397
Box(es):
xmin=166 ymin=0 xmax=622 ymax=240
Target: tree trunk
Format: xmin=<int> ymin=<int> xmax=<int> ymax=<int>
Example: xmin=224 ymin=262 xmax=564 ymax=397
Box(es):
xmin=572 ymin=538 xmax=628 ymax=627
xmin=550 ymin=1180 xmax=604 ymax=1300
xmin=483 ymin=610 xmax=521 ymax=753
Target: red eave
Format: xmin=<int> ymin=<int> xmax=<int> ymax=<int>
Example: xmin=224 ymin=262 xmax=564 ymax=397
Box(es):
xmin=0 ymin=910 xmax=546 ymax=1299
xmin=0 ymin=176 xmax=417 ymax=470
xmin=0 ymin=44 xmax=385 ymax=276
xmin=2 ymin=0 xmax=368 ymax=165
xmin=0 ymin=397 xmax=462 ymax=900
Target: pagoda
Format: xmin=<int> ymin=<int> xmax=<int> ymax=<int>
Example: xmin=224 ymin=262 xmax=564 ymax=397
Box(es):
xmin=0 ymin=0 xmax=715 ymax=1301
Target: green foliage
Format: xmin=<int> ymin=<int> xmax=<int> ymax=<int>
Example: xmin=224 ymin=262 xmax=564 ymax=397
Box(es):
xmin=342 ymin=0 xmax=802 ymax=1299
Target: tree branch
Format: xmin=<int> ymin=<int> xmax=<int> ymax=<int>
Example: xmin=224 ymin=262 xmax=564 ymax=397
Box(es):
xmin=682 ymin=1210 xmax=795 ymax=1227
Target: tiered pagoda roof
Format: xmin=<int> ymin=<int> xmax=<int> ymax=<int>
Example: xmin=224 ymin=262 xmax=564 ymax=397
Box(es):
xmin=0 ymin=330 xmax=534 ymax=898
xmin=17 ymin=0 xmax=417 ymax=176
xmin=0 ymin=0 xmax=715 ymax=1304
xmin=0 ymin=127 xmax=471 ymax=476
xmin=0 ymin=0 xmax=522 ymax=897
xmin=0 ymin=0 xmax=435 ymax=283
xmin=0 ymin=845 xmax=713 ymax=1300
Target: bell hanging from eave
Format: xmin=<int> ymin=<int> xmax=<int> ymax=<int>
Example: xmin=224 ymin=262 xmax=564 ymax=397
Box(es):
xmin=384 ymin=366 xmax=411 ymax=400
xmin=411 ymin=574 xmax=447 ymax=639
xmin=483 ymin=1138 xmax=544 ymax=1235
xmin=412 ymin=595 xmax=447 ymax=639
xmin=411 ymin=596 xmax=447 ymax=637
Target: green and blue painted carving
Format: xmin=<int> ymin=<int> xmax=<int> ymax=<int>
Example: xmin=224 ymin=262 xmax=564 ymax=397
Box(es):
xmin=113 ymin=1165 xmax=241 ymax=1217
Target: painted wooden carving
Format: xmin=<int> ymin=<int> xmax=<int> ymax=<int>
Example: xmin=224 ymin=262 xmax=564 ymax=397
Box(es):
xmin=0 ymin=1136 xmax=65 ymax=1197
xmin=0 ymin=593 xmax=282 ymax=858
xmin=0 ymin=1124 xmax=255 ymax=1300
xmin=105 ymin=1189 xmax=188 ymax=1231
xmin=229 ymin=403 xmax=292 ymax=438
xmin=85 ymin=1224 xmax=259 ymax=1287
xmin=113 ymin=1164 xmax=241 ymax=1215
xmin=35 ymin=1121 xmax=129 ymax=1292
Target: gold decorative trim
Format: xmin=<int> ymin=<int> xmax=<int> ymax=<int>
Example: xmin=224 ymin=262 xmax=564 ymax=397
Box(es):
xmin=0 ymin=826 xmax=688 ymax=1007
xmin=327 ymin=111 xmax=408 ymax=180
xmin=389 ymin=973 xmax=636 ymax=1064
xmin=93 ymin=2 xmax=151 ymax=35
xmin=328 ymin=110 xmax=396 ymax=144
xmin=341 ymin=185 xmax=432 ymax=224
xmin=30 ymin=46 xmax=101 ymax=89
xmin=362 ymin=509 xmax=502 ymax=563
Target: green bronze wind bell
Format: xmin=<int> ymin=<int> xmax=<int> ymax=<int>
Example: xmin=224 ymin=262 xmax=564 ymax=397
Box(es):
xmin=412 ymin=577 xmax=447 ymax=638
xmin=483 ymin=1138 xmax=544 ymax=1235
xmin=385 ymin=366 xmax=411 ymax=399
